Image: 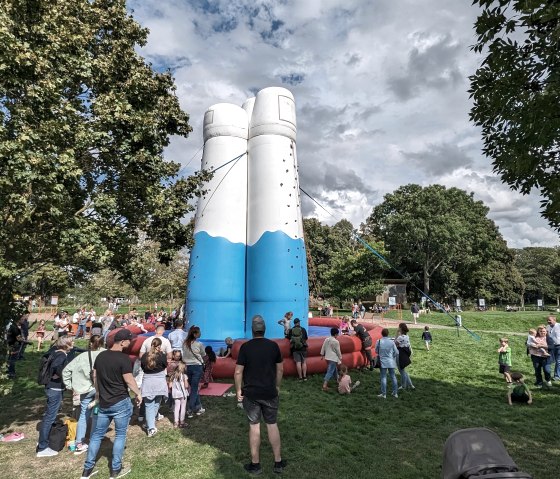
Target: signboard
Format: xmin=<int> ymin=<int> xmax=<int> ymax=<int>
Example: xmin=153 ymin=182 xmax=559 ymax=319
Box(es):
xmin=456 ymin=299 xmax=461 ymax=307
xmin=388 ymin=296 xmax=396 ymax=306
xmin=421 ymin=297 xmax=426 ymax=304
xmin=479 ymin=298 xmax=485 ymax=307
xmin=537 ymin=299 xmax=543 ymax=307
xmin=50 ymin=295 xmax=58 ymax=306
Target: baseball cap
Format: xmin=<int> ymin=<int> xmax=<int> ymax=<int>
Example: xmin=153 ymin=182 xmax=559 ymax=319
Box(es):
xmin=252 ymin=315 xmax=266 ymax=334
xmin=293 ymin=318 xmax=301 ymax=324
xmin=114 ymin=329 xmax=134 ymax=341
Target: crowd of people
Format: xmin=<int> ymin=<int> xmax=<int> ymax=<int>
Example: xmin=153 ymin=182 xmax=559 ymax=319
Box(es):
xmin=4 ymin=306 xmax=560 ymax=477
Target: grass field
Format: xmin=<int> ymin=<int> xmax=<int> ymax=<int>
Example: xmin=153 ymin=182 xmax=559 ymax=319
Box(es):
xmin=1 ymin=312 xmax=559 ymax=478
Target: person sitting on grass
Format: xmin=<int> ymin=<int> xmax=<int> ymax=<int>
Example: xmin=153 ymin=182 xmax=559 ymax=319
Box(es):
xmin=320 ymin=327 xmax=342 ymax=392
xmin=497 ymin=338 xmax=512 ymax=385
xmin=507 ymin=372 xmax=532 ymax=406
xmin=338 ymin=365 xmax=360 ymax=394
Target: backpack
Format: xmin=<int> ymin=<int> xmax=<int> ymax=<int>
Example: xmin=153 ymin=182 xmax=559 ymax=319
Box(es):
xmin=290 ymin=326 xmax=305 ymax=351
xmin=37 ymin=351 xmax=55 ymax=386
xmin=48 ymin=420 xmax=68 ymax=452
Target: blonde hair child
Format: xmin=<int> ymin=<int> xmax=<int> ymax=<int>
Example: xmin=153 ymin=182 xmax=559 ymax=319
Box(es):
xmin=337 ymin=364 xmax=360 ymax=394
xmin=169 ymin=362 xmax=189 ymax=428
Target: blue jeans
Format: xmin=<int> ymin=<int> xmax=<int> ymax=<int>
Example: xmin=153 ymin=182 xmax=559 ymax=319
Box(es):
xmin=186 ymin=365 xmax=203 ymax=412
xmin=531 ymin=355 xmax=551 ymax=385
xmin=84 ymin=398 xmax=133 ymax=472
xmin=76 ymin=390 xmax=97 ymax=444
xmin=144 ymin=396 xmax=162 ymax=431
xmin=323 ymin=360 xmax=339 ymax=382
xmin=399 ymin=367 xmax=414 ymax=388
xmin=380 ymin=368 xmax=398 ymax=396
xmin=38 ymin=388 xmax=64 ymax=451
xmin=77 ymin=324 xmax=87 ymax=338
xmin=550 ymin=345 xmax=560 ymax=380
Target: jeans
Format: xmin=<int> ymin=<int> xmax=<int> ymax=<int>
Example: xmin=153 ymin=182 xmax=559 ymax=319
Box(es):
xmin=77 ymin=324 xmax=87 ymax=338
xmin=380 ymin=368 xmax=398 ymax=396
xmin=531 ymin=355 xmax=551 ymax=385
xmin=76 ymin=390 xmax=97 ymax=444
xmin=399 ymin=367 xmax=414 ymax=388
xmin=84 ymin=397 xmax=133 ymax=472
xmin=7 ymin=349 xmax=18 ymax=378
xmin=550 ymin=345 xmax=560 ymax=379
xmin=186 ymin=365 xmax=203 ymax=412
xmin=144 ymin=396 xmax=162 ymax=431
xmin=38 ymin=388 xmax=64 ymax=451
xmin=323 ymin=360 xmax=339 ymax=382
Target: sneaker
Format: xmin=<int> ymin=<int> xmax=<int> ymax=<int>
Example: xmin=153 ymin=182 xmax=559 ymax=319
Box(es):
xmin=377 ymin=394 xmax=386 ymax=399
xmin=109 ymin=466 xmax=131 ymax=479
xmin=237 ymin=401 xmax=244 ymax=409
xmin=354 ymin=380 xmax=361 ymax=388
xmin=1 ymin=432 xmax=25 ymax=442
xmin=273 ymin=459 xmax=288 ymax=474
xmin=195 ymin=408 xmax=206 ymax=416
xmin=74 ymin=443 xmax=89 ymax=455
xmin=36 ymin=447 xmax=58 ymax=457
xmin=147 ymin=428 xmax=157 ymax=437
xmin=391 ymin=393 xmax=399 ymax=398
xmin=156 ymin=413 xmax=164 ymax=421
xmin=546 ymin=381 xmax=552 ymax=387
xmin=410 ymin=385 xmax=416 ymax=390
xmin=303 ymin=377 xmax=308 ymax=381
xmin=535 ymin=383 xmax=543 ymax=389
xmin=243 ymin=462 xmax=262 ymax=475
xmin=80 ymin=468 xmax=99 ymax=478
xmin=187 ymin=410 xmax=194 ymax=419
xmin=398 ymin=386 xmax=404 ymax=390
xmin=224 ymin=391 xmax=236 ymax=397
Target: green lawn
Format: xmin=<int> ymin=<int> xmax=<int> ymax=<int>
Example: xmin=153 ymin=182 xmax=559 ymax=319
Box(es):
xmin=1 ymin=315 xmax=558 ymax=478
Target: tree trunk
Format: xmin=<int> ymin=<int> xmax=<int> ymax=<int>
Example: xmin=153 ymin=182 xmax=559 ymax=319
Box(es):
xmin=423 ymin=268 xmax=430 ymax=294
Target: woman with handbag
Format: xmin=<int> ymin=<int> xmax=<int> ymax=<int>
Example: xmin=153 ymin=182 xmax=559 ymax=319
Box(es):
xmin=140 ymin=337 xmax=168 ymax=437
xmin=182 ymin=326 xmax=206 ymax=418
xmin=395 ymin=323 xmax=415 ymax=390
xmin=62 ymin=335 xmax=105 ymax=454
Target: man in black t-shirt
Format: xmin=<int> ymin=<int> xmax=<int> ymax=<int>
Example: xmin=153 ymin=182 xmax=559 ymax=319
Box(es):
xmin=235 ymin=315 xmax=287 ymax=475
xmin=351 ymin=319 xmax=374 ymax=370
xmin=81 ymin=329 xmax=142 ymax=479
xmin=6 ymin=314 xmax=27 ymax=379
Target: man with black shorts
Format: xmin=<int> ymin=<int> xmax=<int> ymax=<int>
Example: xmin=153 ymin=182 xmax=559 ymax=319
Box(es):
xmin=351 ymin=319 xmax=374 ymax=370
xmin=235 ymin=315 xmax=287 ymax=475
xmin=80 ymin=329 xmax=142 ymax=479
xmin=287 ymin=318 xmax=308 ymax=381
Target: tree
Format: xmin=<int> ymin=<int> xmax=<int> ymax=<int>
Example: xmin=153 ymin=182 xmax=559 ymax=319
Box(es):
xmin=0 ymin=1 xmax=208 ymax=353
xmin=361 ymin=184 xmax=520 ymax=301
xmin=514 ymin=247 xmax=560 ymax=306
xmin=470 ymin=0 xmax=560 ymax=230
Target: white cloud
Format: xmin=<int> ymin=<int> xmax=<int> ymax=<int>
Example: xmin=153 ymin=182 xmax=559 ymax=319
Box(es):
xmin=129 ymin=0 xmax=559 ymax=248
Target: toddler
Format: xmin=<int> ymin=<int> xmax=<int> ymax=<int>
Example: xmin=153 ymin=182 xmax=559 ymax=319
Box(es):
xmin=340 ymin=316 xmax=351 ymax=335
xmin=497 ymin=338 xmax=512 ymax=384
xmin=167 ymin=349 xmax=183 ymax=376
xmin=507 ymin=372 xmax=532 ymax=406
xmin=201 ymin=346 xmax=216 ymax=388
xmin=526 ymin=329 xmax=548 ymax=356
xmin=337 ymin=365 xmax=360 ymax=394
xmin=169 ymin=362 xmax=189 ymax=427
xmin=421 ymin=326 xmax=432 ymax=351
xmin=219 ymin=337 xmax=233 ymax=358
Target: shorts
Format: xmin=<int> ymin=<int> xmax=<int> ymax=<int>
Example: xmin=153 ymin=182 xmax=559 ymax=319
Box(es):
xmin=499 ymin=364 xmax=511 ymax=374
xmin=511 ymin=393 xmax=529 ymax=404
xmin=292 ymin=350 xmax=307 ymax=363
xmin=243 ymin=396 xmax=279 ymax=425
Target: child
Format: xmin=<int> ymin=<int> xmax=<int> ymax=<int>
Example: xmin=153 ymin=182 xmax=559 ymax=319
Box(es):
xmin=497 ymin=338 xmax=512 ymax=384
xmin=421 ymin=326 xmax=432 ymax=351
xmin=167 ymin=349 xmax=183 ymax=376
xmin=201 ymin=346 xmax=216 ymax=388
xmin=320 ymin=327 xmax=342 ymax=392
xmin=36 ymin=320 xmax=46 ymax=351
xmin=278 ymin=311 xmax=293 ymax=337
xmin=337 ymin=365 xmax=360 ymax=394
xmin=526 ymin=329 xmax=549 ymax=356
xmin=218 ymin=337 xmax=233 ymax=358
xmin=507 ymin=372 xmax=532 ymax=406
xmin=169 ymin=362 xmax=189 ymax=428
xmin=340 ymin=316 xmax=351 ymax=335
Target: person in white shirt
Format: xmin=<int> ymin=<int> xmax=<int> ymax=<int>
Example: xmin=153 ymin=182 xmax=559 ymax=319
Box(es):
xmin=139 ymin=324 xmax=172 ymax=361
xmin=168 ymin=320 xmax=188 ymax=351
xmin=320 ymin=327 xmax=342 ymax=392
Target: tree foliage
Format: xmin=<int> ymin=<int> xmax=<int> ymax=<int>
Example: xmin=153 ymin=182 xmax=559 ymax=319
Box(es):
xmin=514 ymin=246 xmax=560 ymax=305
xmin=470 ymin=0 xmax=560 ymax=230
xmin=0 ymin=1 xmax=207 ymax=352
xmin=361 ymin=184 xmax=523 ymax=302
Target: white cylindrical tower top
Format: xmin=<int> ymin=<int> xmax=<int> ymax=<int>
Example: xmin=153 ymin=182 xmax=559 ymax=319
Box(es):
xmin=203 ymin=103 xmax=249 ymax=143
xmin=249 ymin=87 xmax=296 ymax=141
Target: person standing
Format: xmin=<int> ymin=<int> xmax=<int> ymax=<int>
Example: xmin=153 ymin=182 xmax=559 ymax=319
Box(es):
xmin=140 ymin=337 xmax=168 ymax=437
xmin=168 ymin=319 xmax=188 ymax=352
xmin=395 ymin=323 xmax=415 ymax=390
xmin=37 ymin=336 xmax=74 ymax=457
xmin=546 ymin=316 xmax=560 ymax=381
xmin=234 ymin=316 xmax=287 ymax=475
xmin=80 ymin=329 xmax=142 ymax=479
xmin=182 ymin=326 xmax=206 ymax=418
xmin=375 ymin=328 xmax=399 ymax=399
xmin=277 ymin=311 xmax=293 ymax=338
xmin=320 ymin=327 xmax=342 ymax=392
xmin=139 ymin=323 xmax=173 ymax=361
xmin=411 ymin=303 xmax=420 ymax=325
xmin=287 ymin=318 xmax=308 ymax=381
xmin=528 ymin=325 xmax=551 ymax=388
xmin=6 ymin=314 xmax=26 ymax=379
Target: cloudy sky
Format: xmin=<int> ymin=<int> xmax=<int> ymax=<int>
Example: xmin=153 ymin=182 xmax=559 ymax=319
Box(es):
xmin=129 ymin=0 xmax=559 ymax=249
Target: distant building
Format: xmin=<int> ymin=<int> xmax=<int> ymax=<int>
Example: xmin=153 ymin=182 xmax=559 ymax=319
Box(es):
xmin=375 ymin=279 xmax=407 ymax=305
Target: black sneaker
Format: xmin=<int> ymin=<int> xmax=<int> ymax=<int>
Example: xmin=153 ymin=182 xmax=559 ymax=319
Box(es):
xmin=273 ymin=459 xmax=288 ymax=474
xmin=243 ymin=462 xmax=262 ymax=475
xmin=109 ymin=466 xmax=131 ymax=479
xmin=80 ymin=468 xmax=99 ymax=479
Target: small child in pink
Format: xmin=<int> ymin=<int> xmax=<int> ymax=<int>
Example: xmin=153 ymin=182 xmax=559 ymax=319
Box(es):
xmin=338 ymin=365 xmax=360 ymax=394
xmin=169 ymin=362 xmax=189 ymax=428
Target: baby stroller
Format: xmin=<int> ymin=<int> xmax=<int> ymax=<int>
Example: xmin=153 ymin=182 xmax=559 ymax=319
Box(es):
xmin=442 ymin=428 xmax=532 ymax=479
